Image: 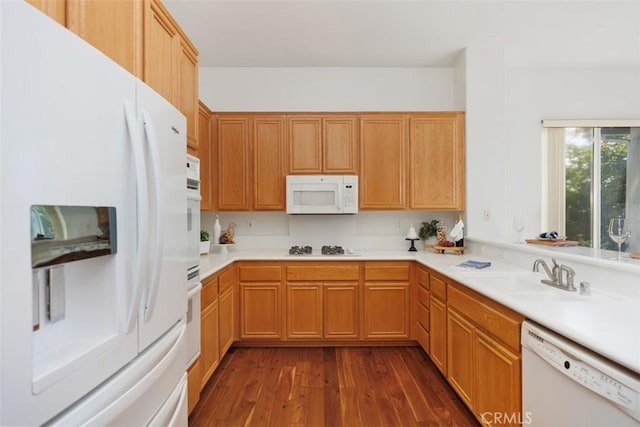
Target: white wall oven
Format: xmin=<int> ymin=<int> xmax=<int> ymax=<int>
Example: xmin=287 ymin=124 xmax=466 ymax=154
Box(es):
xmin=185 ymin=155 xmax=201 ymax=366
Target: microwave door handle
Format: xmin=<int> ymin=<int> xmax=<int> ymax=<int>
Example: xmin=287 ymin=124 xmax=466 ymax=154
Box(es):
xmin=141 ymin=110 xmax=165 ymax=322
xmin=123 ymin=99 xmax=149 ymax=333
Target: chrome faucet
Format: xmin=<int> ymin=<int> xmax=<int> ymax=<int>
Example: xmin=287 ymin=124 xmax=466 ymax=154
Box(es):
xmin=532 ymin=258 xmax=577 ymax=292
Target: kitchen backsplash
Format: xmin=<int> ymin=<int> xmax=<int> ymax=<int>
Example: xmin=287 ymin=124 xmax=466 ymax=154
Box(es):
xmin=201 ymin=211 xmax=459 ymax=251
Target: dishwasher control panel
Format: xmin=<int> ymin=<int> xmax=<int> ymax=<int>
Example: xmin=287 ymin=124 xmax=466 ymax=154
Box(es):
xmin=523 ymin=327 xmax=640 ymax=420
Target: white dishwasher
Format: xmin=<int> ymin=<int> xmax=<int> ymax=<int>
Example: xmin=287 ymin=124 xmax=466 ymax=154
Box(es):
xmin=522 ymin=321 xmax=640 ymax=426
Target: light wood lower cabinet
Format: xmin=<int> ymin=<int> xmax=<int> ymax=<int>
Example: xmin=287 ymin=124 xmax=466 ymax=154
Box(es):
xmin=200 ymin=275 xmax=220 ymax=388
xmin=447 ymin=308 xmax=475 ymax=409
xmin=285 ymin=263 xmax=360 ymax=340
xmin=186 ymin=358 xmax=201 ymax=414
xmin=218 ymin=267 xmax=235 ymax=355
xmin=286 ymin=283 xmax=323 ymax=339
xmin=196 ymin=265 xmax=236 ymax=412
xmin=429 ymin=295 xmax=447 ymax=374
xmin=414 ymin=265 xmax=430 ymax=352
xmin=238 ymin=262 xmax=283 ymax=339
xmin=363 ymin=262 xmax=411 ymax=339
xmin=323 ymin=283 xmax=359 ymax=338
xmin=446 ymin=281 xmax=524 ymax=426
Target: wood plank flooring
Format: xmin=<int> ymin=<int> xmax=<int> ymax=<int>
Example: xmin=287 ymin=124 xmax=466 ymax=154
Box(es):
xmin=189 ymin=346 xmax=479 ymax=427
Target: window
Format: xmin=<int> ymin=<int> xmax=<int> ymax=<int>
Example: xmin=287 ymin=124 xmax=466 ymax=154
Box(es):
xmin=544 ymin=121 xmax=639 ymax=254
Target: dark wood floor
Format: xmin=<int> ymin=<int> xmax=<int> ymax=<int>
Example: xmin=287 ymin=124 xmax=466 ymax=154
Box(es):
xmin=189 ymin=346 xmax=479 ymax=427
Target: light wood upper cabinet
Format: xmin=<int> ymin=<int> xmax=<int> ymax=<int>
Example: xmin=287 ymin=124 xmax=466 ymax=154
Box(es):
xmin=144 ymin=0 xmax=198 ymax=149
xmin=362 ymin=262 xmax=411 ymax=339
xmin=409 ymin=113 xmax=465 ymax=210
xmin=198 ymin=101 xmax=214 ymax=210
xmin=215 ymin=114 xmax=286 ymax=211
xmin=288 ymin=117 xmax=322 ymax=173
xmin=66 ymin=0 xmax=142 ymax=77
xmin=253 ymin=116 xmax=286 ymax=210
xmin=323 ymin=116 xmax=358 ymax=173
xmin=144 ymin=0 xmax=177 ymax=104
xmin=359 ymin=115 xmax=407 ymax=209
xmin=287 ymin=115 xmax=358 ymax=174
xmin=179 ymin=39 xmax=198 ymax=151
xmin=26 ymin=0 xmax=66 ymax=25
xmin=216 ymin=116 xmax=252 ymax=210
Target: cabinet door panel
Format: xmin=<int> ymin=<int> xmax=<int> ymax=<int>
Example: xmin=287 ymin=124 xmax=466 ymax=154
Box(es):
xmin=200 ymin=300 xmax=219 ymax=387
xmin=323 ymin=116 xmax=358 ymax=173
xmin=288 ymin=117 xmax=322 ymax=173
xmin=27 ymin=0 xmax=66 ymax=25
xmin=429 ymin=295 xmax=447 ymax=375
xmin=359 ymin=116 xmax=407 ymax=209
xmin=218 ymin=287 xmax=234 ymax=356
xmin=240 ymin=284 xmax=280 ymax=338
xmin=144 ymin=0 xmax=176 ymax=104
xmin=254 ymin=117 xmax=286 ymax=210
xmin=324 ymin=283 xmax=359 ymax=339
xmin=286 ymin=284 xmax=323 ymax=339
xmin=217 ymin=117 xmax=251 ymax=210
xmin=409 ymin=114 xmax=465 ymax=210
xmin=66 ymin=0 xmax=141 ymax=77
xmin=198 ymin=102 xmax=213 ymax=210
xmin=447 ymin=309 xmax=475 ymax=409
xmin=179 ymin=41 xmax=198 ymax=151
xmin=475 ymin=329 xmax=522 ymax=426
xmin=363 ymin=283 xmax=410 ymax=338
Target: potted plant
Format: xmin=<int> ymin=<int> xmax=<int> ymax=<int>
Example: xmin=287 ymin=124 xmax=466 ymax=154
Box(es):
xmin=419 ymin=220 xmax=440 ymax=247
xmin=200 ymin=230 xmax=210 ymax=255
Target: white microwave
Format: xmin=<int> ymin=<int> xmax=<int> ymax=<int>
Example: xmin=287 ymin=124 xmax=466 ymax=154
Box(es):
xmin=286 ymin=175 xmax=358 ymax=214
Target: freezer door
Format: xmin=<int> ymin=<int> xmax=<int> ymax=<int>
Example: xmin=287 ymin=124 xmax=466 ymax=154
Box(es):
xmin=48 ymin=320 xmax=187 ymax=426
xmin=136 ymin=81 xmax=188 ymax=352
xmin=1 ymin=2 xmax=139 ymax=424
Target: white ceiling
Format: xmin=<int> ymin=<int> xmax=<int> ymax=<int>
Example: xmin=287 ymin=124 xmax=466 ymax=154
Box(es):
xmin=164 ymin=0 xmax=640 ymax=69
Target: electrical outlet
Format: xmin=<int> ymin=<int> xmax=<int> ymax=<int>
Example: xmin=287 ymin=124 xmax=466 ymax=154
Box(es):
xmin=483 ymin=209 xmax=491 ymax=221
xmin=248 ymin=220 xmax=254 ymax=230
xmin=396 ymin=220 xmax=401 ymax=229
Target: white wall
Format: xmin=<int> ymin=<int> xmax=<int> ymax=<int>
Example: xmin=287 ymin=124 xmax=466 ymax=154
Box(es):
xmin=199 ymin=67 xmax=455 ymax=111
xmin=463 ymin=45 xmax=640 ymax=243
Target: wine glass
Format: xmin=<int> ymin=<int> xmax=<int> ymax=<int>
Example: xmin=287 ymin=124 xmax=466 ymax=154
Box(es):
xmin=608 ymin=218 xmax=630 ymax=261
xmin=512 ymin=216 xmax=525 ymax=243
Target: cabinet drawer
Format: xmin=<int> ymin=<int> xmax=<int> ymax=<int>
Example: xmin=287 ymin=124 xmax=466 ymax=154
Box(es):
xmin=416 ymin=283 xmax=429 ymax=307
xmin=201 ymin=275 xmax=218 ymax=308
xmin=448 ymin=283 xmax=523 ymax=352
xmin=364 ymin=263 xmax=410 ymax=281
xmin=219 ymin=267 xmax=234 ymax=293
xmin=416 ymin=266 xmax=429 ymax=289
xmin=238 ymin=264 xmax=282 ymax=282
xmin=430 ymin=273 xmax=447 ymax=301
xmin=286 ymin=264 xmax=359 ymax=281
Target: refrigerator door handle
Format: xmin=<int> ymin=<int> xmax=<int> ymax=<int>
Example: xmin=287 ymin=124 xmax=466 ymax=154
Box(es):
xmin=141 ymin=110 xmax=165 ymax=322
xmin=123 ymin=99 xmax=149 ymax=333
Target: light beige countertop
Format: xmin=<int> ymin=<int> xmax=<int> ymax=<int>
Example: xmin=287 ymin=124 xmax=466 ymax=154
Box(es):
xmin=199 ymin=248 xmax=640 ymax=374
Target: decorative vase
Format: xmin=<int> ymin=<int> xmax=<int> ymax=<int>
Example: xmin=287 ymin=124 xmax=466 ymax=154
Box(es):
xmin=424 ymin=236 xmax=438 ymax=248
xmin=199 ymin=240 xmax=210 ymax=255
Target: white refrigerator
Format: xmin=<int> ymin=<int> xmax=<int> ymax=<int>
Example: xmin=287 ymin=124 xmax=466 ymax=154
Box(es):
xmin=0 ymin=1 xmax=188 ymax=425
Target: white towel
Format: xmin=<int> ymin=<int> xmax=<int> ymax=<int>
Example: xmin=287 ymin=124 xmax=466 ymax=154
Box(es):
xmin=450 ymin=219 xmax=464 ymax=242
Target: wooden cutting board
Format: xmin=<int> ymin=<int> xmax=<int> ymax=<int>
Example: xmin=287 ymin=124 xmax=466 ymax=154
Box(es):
xmin=525 ymin=239 xmax=579 ymax=247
